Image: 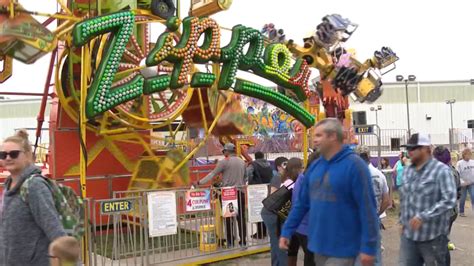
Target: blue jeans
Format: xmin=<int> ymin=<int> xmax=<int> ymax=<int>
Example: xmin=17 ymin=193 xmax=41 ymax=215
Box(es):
xmin=262 ymin=212 xmax=288 ymax=266
xmin=399 ymin=235 xmax=448 ymax=266
xmin=355 ymin=232 xmax=382 ymax=266
xmin=459 ymin=185 xmax=474 ymax=214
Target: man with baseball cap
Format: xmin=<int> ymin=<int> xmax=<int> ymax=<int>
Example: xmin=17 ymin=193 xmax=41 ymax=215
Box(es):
xmin=398 ymin=133 xmax=457 ymax=265
xmin=196 ymin=142 xmax=247 ymax=247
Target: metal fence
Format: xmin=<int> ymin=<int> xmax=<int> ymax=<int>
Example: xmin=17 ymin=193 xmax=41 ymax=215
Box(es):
xmin=85 ymin=185 xmax=270 ymax=265
xmin=355 ymin=129 xmax=409 ymax=155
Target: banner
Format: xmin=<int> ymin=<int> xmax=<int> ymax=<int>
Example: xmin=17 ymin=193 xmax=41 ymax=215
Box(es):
xmin=186 ymin=189 xmax=211 ymax=212
xmin=247 ymin=184 xmax=268 ymax=223
xmin=147 ymin=191 xmax=177 ymax=237
xmin=221 ymin=187 xmax=238 ymax=218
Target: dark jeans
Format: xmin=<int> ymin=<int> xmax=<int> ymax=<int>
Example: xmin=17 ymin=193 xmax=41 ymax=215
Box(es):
xmin=399 ymin=235 xmax=448 ymax=266
xmin=262 ymin=211 xmax=288 ymax=266
xmin=295 ymin=232 xmax=315 ymax=266
xmin=446 ymin=207 xmax=458 ymax=266
xmin=222 ymin=191 xmax=247 ymax=246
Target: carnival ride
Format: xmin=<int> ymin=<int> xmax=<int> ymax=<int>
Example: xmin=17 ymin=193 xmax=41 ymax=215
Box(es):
xmin=0 ymin=0 xmax=399 ymax=196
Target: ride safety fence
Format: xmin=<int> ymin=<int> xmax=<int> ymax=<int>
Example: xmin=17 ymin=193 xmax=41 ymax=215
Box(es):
xmin=54 ymin=183 xmax=268 ymax=265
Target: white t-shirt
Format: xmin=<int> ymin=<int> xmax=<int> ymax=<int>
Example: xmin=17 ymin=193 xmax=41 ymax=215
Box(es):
xmin=281 ymin=179 xmax=295 ymax=189
xmin=456 ymin=159 xmax=474 ymax=186
xmin=368 ymin=164 xmax=389 ymax=216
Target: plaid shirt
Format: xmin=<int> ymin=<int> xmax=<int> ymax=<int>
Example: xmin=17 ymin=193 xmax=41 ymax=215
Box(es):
xmin=399 ymin=158 xmax=457 ymax=241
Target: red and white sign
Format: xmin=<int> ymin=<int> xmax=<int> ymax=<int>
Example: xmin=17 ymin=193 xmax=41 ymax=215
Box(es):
xmin=221 ymin=187 xmax=238 ymax=218
xmin=186 ymin=189 xmax=211 ymax=212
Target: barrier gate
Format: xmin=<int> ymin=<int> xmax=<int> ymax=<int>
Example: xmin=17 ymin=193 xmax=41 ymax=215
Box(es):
xmin=85 ymin=186 xmax=270 ymax=265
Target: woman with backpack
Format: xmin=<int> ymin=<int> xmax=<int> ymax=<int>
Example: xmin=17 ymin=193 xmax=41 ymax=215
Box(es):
xmin=261 ymin=157 xmax=288 ymax=266
xmin=281 ymin=157 xmax=315 ymax=266
xmin=0 ymin=130 xmax=66 ymax=266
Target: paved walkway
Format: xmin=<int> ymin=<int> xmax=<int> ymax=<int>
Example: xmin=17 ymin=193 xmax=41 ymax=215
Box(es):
xmin=207 ymin=210 xmax=474 ymax=266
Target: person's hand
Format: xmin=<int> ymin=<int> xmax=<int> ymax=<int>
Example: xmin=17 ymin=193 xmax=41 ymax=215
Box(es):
xmin=191 ymin=182 xmax=200 ymax=189
xmin=359 ymin=253 xmax=375 ymax=266
xmin=409 ymin=216 xmax=423 ymax=230
xmin=279 ymin=237 xmax=289 ymax=250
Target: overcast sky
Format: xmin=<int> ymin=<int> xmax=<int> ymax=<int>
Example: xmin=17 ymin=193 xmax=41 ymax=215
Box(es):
xmin=2 ymin=0 xmax=474 ymax=97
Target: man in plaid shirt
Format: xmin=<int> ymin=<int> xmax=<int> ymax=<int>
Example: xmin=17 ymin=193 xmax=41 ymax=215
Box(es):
xmin=399 ymin=133 xmax=457 ymax=265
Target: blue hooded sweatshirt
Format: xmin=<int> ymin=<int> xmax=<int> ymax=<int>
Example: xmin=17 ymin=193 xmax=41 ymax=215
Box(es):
xmin=281 ymin=145 xmax=379 ymax=258
xmin=292 ymin=173 xmax=309 ymax=235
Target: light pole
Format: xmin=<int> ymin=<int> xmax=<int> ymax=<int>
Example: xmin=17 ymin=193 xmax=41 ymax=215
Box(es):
xmin=396 ymin=74 xmax=416 ymax=137
xmin=446 ymin=99 xmax=456 ymax=151
xmin=370 ymin=106 xmax=382 ymax=167
xmin=370 ymin=105 xmax=382 ymax=127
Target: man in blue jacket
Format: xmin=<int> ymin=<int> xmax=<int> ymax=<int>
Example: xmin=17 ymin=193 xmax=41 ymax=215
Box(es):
xmin=279 ymin=118 xmax=379 ymax=266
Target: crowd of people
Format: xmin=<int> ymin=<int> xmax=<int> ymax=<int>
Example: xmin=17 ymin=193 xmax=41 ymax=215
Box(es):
xmin=1 ymin=118 xmax=473 ymax=265
xmin=194 ymin=117 xmax=473 ymax=266
xmin=274 ymin=119 xmax=472 ymax=266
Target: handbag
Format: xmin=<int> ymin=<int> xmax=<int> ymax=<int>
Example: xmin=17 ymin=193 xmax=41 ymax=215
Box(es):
xmin=262 ymin=181 xmax=294 ymax=219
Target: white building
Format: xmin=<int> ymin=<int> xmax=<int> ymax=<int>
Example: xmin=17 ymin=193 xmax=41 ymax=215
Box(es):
xmin=350 ymin=80 xmax=474 ymax=148
xmin=0 ymin=98 xmax=50 ymax=145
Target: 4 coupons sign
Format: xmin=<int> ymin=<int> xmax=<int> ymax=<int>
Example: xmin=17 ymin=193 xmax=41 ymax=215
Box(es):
xmin=185 ymin=189 xmax=211 ymax=212
xmin=72 ymin=11 xmax=315 ymax=127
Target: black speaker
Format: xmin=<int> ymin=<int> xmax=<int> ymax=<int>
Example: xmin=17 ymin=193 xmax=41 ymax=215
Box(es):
xmin=353 ymin=111 xmax=367 ymax=125
xmin=468 ymin=120 xmax=474 ymax=129
xmin=391 ymin=138 xmax=401 ymax=151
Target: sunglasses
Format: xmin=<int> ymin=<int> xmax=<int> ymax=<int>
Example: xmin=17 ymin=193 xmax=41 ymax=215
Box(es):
xmin=0 ymin=150 xmax=23 ymax=160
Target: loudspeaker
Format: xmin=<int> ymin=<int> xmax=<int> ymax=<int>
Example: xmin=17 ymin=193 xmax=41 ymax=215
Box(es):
xmin=352 ymin=111 xmax=367 ymax=125
xmin=391 ymin=138 xmax=401 ymax=151
xmin=151 ymin=0 xmax=176 ymax=19
xmin=468 ymin=120 xmax=474 ymax=129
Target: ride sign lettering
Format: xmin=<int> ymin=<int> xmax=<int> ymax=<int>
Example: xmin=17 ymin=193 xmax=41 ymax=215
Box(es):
xmin=72 ymin=11 xmax=315 ymax=127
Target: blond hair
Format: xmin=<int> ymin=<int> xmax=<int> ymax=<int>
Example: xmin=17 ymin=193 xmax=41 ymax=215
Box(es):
xmin=49 ymin=236 xmax=81 ymax=263
xmin=3 ymin=129 xmax=32 ymax=154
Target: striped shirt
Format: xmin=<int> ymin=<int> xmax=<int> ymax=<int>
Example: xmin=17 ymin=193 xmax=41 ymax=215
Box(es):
xmin=399 ymin=158 xmax=457 ymax=241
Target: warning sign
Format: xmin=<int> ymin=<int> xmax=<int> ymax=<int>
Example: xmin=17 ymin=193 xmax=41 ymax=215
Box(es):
xmin=186 ymin=189 xmax=211 ymax=212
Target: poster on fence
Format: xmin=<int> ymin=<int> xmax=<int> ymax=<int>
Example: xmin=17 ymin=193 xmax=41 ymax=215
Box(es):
xmin=186 ymin=189 xmax=211 ymax=212
xmin=247 ymin=184 xmax=268 ymax=223
xmin=147 ymin=191 xmax=177 ymax=237
xmin=221 ymin=187 xmax=238 ymax=218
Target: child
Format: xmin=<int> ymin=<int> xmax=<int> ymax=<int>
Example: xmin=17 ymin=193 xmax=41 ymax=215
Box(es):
xmin=49 ymin=236 xmax=81 ymax=266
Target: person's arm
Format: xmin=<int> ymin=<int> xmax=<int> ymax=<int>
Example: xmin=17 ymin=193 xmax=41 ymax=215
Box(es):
xmin=280 ymin=172 xmax=310 ymax=240
xmin=379 ymin=172 xmax=391 ymax=215
xmin=28 ymin=178 xmax=66 ymax=241
xmin=417 ymin=168 xmax=457 ymax=221
xmin=198 ymin=160 xmax=226 ymax=185
xmin=379 ymin=192 xmax=391 ymax=215
xmin=352 ymin=160 xmax=379 ymax=257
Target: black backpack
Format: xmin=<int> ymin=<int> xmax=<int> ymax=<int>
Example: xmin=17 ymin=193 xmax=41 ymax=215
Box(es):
xmin=250 ymin=161 xmax=274 ymax=184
